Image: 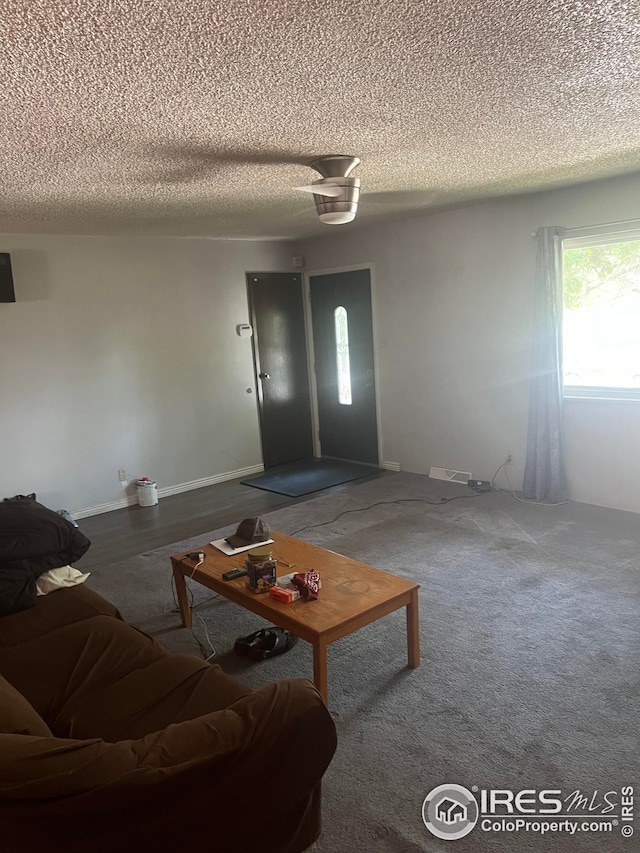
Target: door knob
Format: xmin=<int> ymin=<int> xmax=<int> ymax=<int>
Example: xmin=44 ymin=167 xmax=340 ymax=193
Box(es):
xmin=259 ymin=372 xmax=271 ymax=380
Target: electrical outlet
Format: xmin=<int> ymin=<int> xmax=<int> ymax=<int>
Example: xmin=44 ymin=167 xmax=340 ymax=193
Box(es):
xmin=118 ymin=469 xmax=127 ymax=482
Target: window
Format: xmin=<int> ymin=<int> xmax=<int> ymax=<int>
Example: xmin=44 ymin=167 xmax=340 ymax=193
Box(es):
xmin=562 ymin=229 xmax=640 ymax=400
xmin=334 ymin=306 xmax=352 ymax=405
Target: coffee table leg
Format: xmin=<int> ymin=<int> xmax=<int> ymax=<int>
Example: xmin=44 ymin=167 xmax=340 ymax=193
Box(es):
xmin=406 ymin=588 xmax=420 ymax=668
xmin=313 ymin=638 xmax=329 ymax=705
xmin=172 ymin=564 xmax=192 ymax=628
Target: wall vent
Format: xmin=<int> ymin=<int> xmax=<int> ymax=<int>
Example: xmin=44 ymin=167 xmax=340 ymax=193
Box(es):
xmin=429 ymin=466 xmax=471 ymax=484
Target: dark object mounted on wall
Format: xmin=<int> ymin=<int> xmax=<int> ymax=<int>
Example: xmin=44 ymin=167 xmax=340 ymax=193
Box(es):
xmin=0 ymin=253 xmax=16 ymax=303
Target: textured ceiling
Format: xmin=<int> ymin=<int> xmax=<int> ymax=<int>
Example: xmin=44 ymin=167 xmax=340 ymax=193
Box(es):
xmin=1 ymin=0 xmax=639 ymax=239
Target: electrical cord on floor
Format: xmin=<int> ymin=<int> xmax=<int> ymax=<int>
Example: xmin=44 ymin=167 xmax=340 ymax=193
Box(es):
xmin=169 ymin=567 xmax=217 ymax=661
xmin=491 ymin=461 xmax=570 ymax=506
xmin=491 ymin=460 xmax=509 ymax=489
xmin=192 ymin=607 xmax=217 ymax=661
xmin=288 ymin=493 xmax=485 ymax=538
xmin=185 ymin=575 xmax=217 ymax=661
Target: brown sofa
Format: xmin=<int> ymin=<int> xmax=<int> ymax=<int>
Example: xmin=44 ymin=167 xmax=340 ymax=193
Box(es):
xmin=0 ymin=584 xmax=337 ymax=853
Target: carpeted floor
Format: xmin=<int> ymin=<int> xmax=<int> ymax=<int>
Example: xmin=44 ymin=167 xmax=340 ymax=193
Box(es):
xmin=89 ymin=472 xmax=639 ymax=853
xmin=241 ymin=457 xmax=382 ymax=496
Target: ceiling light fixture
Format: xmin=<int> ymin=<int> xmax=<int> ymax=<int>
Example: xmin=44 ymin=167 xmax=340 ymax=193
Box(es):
xmin=296 ymin=155 xmax=361 ymax=225
xmin=319 ymin=210 xmax=357 ymax=225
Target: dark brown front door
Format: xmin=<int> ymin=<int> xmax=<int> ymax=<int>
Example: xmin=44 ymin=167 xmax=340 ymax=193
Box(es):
xmin=247 ymin=272 xmax=314 ymax=468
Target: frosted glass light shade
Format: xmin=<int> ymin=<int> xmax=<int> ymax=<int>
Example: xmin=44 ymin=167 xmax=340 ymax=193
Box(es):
xmin=319 ymin=211 xmax=356 ymax=224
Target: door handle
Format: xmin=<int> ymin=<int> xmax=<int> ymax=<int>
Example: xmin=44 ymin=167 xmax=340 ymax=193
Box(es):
xmin=259 ymin=372 xmax=271 ymax=380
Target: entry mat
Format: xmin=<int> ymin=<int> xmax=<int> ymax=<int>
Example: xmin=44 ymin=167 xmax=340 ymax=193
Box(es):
xmin=241 ymin=458 xmax=382 ymax=497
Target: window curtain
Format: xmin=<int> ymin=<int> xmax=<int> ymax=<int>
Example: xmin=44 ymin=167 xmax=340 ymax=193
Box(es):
xmin=522 ymin=226 xmax=569 ymax=503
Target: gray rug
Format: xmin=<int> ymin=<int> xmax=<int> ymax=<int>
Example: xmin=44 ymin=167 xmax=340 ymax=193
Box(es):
xmin=241 ymin=458 xmax=381 ymax=496
xmin=89 ymin=473 xmax=640 ymax=853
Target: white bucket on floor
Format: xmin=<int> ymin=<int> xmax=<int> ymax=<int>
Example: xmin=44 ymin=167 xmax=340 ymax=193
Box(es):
xmin=136 ymin=478 xmax=158 ymax=507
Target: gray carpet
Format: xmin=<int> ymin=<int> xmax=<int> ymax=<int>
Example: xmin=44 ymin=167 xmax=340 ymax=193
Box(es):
xmin=89 ymin=472 xmax=639 ymax=853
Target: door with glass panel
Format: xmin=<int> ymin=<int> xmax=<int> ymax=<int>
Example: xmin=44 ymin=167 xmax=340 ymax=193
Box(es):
xmin=310 ymin=268 xmax=379 ymax=464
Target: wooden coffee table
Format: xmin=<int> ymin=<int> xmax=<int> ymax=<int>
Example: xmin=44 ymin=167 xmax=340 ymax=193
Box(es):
xmin=171 ymin=531 xmax=420 ymax=703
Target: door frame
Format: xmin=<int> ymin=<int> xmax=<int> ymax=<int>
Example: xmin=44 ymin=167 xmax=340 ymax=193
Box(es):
xmin=303 ymin=262 xmax=383 ymax=464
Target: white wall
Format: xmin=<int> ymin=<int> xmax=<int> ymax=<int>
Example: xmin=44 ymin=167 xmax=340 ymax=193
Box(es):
xmin=3 ymin=175 xmax=638 ymax=518
xmin=302 ymin=173 xmax=640 ymax=513
xmin=0 ymin=234 xmax=296 ymax=515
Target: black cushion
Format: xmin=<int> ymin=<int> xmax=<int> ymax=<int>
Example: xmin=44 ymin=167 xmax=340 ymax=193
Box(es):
xmin=0 ymin=501 xmax=90 ymax=564
xmin=0 ymin=500 xmax=91 ymax=615
xmin=0 ymin=560 xmax=38 ymax=615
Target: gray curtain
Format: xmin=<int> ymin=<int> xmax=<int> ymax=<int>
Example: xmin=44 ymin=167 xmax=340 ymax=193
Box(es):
xmin=522 ymin=226 xmax=569 ymax=503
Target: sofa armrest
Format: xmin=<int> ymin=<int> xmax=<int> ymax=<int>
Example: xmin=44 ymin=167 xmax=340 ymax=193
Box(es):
xmin=0 ymin=678 xmax=336 ymax=853
xmin=1 ymin=677 xmax=333 ymax=798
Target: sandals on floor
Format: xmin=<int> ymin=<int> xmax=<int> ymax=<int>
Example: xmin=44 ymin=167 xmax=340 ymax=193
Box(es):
xmin=234 ymin=628 xmax=268 ymax=657
xmin=248 ymin=626 xmax=297 ymax=660
xmin=234 ymin=626 xmax=297 ymax=660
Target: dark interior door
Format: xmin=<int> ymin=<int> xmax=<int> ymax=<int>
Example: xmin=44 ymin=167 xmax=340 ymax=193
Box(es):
xmin=247 ymin=272 xmax=314 ymax=468
xmin=310 ymin=268 xmax=379 ymax=464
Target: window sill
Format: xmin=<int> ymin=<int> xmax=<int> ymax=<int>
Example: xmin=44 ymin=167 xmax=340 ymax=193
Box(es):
xmin=564 ymin=386 xmax=640 ymax=402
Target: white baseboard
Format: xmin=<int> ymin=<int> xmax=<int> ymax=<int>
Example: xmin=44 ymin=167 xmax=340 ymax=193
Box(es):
xmin=381 ymin=460 xmax=401 ymax=471
xmin=73 ymin=495 xmax=139 ymax=518
xmin=156 ymin=465 xmax=264 ymax=499
xmin=73 ymin=464 xmax=265 ymax=519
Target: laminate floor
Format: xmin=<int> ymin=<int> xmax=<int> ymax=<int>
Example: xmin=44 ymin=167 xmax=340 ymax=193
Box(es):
xmin=79 ymin=466 xmax=388 ymax=572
